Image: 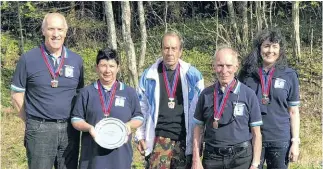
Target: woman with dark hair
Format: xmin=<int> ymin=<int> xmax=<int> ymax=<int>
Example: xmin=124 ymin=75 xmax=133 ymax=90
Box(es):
xmin=238 ymin=29 xmax=300 ymax=169
xmin=71 ymin=48 xmax=144 ymax=169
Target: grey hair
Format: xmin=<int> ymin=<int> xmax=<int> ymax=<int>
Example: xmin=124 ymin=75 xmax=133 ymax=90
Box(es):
xmin=212 ymin=45 xmax=240 ymax=65
xmin=41 ymin=13 xmax=68 ymax=31
xmin=160 ymin=31 xmax=184 ymax=50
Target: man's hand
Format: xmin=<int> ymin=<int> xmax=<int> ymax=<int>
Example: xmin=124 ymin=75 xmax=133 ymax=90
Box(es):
xmin=191 ymin=157 xmax=203 ymax=169
xmin=289 ymin=142 xmax=300 ymax=162
xmin=137 ymin=139 xmax=147 ymax=156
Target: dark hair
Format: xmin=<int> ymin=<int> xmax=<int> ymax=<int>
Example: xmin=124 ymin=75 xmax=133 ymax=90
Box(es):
xmin=160 ymin=31 xmax=184 ymax=50
xmin=239 ymin=28 xmax=288 ymax=77
xmin=96 ymin=48 xmax=119 ymax=65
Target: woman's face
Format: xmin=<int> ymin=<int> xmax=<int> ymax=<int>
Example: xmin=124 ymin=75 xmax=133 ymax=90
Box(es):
xmin=96 ymin=59 xmax=119 ymax=85
xmin=260 ymin=39 xmax=280 ymax=66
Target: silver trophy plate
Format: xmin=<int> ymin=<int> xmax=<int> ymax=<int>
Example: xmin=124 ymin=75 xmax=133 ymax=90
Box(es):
xmin=94 ymin=117 xmax=128 ymax=149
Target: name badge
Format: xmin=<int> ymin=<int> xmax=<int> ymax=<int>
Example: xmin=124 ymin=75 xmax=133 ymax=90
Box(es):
xmin=65 ymin=65 xmax=74 ymax=78
xmin=233 ymin=103 xmax=245 ymax=116
xmin=274 ymin=78 xmax=285 ymax=89
xmin=115 ymin=96 xmax=125 ymax=107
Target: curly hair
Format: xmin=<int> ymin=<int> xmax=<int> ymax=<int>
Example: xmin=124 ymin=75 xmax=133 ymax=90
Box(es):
xmin=239 ymin=28 xmax=288 ymax=77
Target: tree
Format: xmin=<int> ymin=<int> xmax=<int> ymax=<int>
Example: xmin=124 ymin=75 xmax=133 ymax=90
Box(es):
xmin=242 ymin=1 xmax=248 ymax=49
xmin=255 ymin=1 xmax=263 ymax=32
xmin=17 ymin=1 xmax=24 ymax=55
xmin=121 ymin=1 xmax=139 ymax=88
xmin=227 ymin=1 xmax=241 ymax=45
xmin=137 ymin=1 xmax=147 ymax=75
xmin=104 ymin=1 xmax=117 ymax=50
xmin=292 ymin=1 xmax=301 ymax=62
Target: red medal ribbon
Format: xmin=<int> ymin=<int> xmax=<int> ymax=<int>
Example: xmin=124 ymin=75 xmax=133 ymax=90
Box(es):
xmin=258 ymin=67 xmax=275 ymax=96
xmin=213 ymin=79 xmax=236 ymax=120
xmin=162 ymin=63 xmax=180 ymax=99
xmin=40 ymin=45 xmax=65 ymax=79
xmin=97 ymin=80 xmax=118 ymax=117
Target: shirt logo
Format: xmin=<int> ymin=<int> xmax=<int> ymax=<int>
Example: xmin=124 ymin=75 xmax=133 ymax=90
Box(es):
xmin=274 ymin=78 xmax=286 ymax=89
xmin=65 ymin=65 xmax=74 ymax=78
xmin=115 ymin=96 xmax=126 ymax=107
xmin=233 ymin=103 xmax=245 ymax=116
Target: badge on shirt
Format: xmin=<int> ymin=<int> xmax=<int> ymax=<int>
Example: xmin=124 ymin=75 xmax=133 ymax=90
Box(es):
xmin=115 ymin=96 xmax=126 ymax=107
xmin=233 ymin=103 xmax=245 ymax=116
xmin=274 ymin=78 xmax=286 ymax=89
xmin=64 ymin=65 xmax=74 ymax=78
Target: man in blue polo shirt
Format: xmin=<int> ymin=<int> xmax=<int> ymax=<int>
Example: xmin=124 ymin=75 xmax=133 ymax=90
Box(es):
xmin=11 ymin=13 xmax=84 ymax=169
xmin=192 ymin=47 xmax=262 ymax=169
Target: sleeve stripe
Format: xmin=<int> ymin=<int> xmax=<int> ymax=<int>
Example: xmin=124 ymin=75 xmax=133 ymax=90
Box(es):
xmin=193 ymin=117 xmax=204 ymax=125
xmin=131 ymin=116 xmax=144 ymax=121
xmin=71 ymin=117 xmax=84 ymax=123
xmin=10 ymin=84 xmax=25 ymax=92
xmin=250 ymin=121 xmax=263 ymax=127
xmin=288 ymin=101 xmax=300 ymax=106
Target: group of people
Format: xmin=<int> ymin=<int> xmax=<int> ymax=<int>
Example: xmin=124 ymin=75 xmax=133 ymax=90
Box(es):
xmin=11 ymin=12 xmax=300 ymax=169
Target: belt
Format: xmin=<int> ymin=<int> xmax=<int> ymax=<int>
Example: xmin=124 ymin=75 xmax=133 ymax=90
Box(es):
xmin=27 ymin=115 xmax=69 ymax=123
xmin=205 ymin=141 xmax=251 ymax=156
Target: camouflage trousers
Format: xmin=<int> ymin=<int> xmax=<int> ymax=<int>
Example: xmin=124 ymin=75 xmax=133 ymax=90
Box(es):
xmin=145 ymin=136 xmax=192 ymax=169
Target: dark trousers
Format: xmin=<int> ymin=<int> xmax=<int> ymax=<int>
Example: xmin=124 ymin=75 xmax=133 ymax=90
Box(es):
xmin=259 ymin=141 xmax=291 ymax=169
xmin=202 ymin=142 xmax=252 ymax=169
xmin=24 ymin=118 xmax=80 ymax=169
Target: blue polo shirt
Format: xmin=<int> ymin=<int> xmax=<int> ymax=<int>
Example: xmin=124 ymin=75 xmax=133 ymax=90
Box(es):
xmin=11 ymin=45 xmax=84 ymax=120
xmin=71 ymin=81 xmax=143 ymax=169
xmin=240 ymin=67 xmax=300 ymax=142
xmin=194 ymin=80 xmax=263 ymax=147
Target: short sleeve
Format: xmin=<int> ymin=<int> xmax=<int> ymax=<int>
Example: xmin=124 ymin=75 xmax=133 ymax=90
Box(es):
xmin=287 ymin=72 xmax=300 ymax=107
xmin=193 ymin=93 xmax=206 ymax=125
xmin=11 ymin=55 xmax=27 ymax=92
xmin=71 ymin=89 xmax=88 ymax=120
xmin=130 ymin=88 xmax=144 ymax=121
xmin=248 ymin=92 xmax=263 ymax=127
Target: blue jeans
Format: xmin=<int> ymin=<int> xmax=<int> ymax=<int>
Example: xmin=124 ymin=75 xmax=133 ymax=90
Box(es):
xmin=259 ymin=141 xmax=290 ymax=169
xmin=24 ymin=118 xmax=80 ymax=169
xmin=202 ymin=143 xmax=252 ymax=169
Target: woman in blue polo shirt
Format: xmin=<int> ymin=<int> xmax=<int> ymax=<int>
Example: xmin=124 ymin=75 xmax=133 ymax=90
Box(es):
xmin=71 ymin=48 xmax=144 ymax=169
xmin=238 ymin=29 xmax=300 ymax=169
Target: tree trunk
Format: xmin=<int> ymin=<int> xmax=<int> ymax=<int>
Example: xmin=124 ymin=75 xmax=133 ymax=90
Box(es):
xmin=17 ymin=2 xmax=24 ymax=55
xmin=227 ymin=1 xmax=241 ymax=45
xmin=121 ymin=1 xmax=139 ymax=88
xmin=214 ymin=1 xmax=218 ymax=47
xmin=292 ymin=1 xmax=301 ymax=62
xmin=256 ymin=1 xmax=263 ymax=32
xmin=80 ymin=2 xmax=84 ymax=18
xmin=262 ymin=1 xmax=268 ymax=28
xmin=242 ymin=1 xmax=248 ymax=49
xmin=269 ymin=1 xmax=273 ymax=27
xmin=164 ymin=1 xmax=168 ymax=33
xmin=104 ymin=1 xmax=117 ymax=50
xmin=250 ymin=2 xmax=254 ymax=40
xmin=138 ymin=1 xmax=147 ymax=75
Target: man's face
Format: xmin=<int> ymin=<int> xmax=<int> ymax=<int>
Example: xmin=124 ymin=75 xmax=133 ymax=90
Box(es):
xmin=42 ymin=15 xmax=67 ymax=52
xmin=213 ymin=49 xmax=238 ymax=86
xmin=260 ymin=39 xmax=280 ymax=66
xmin=96 ymin=59 xmax=119 ymax=85
xmin=161 ymin=35 xmax=182 ymax=69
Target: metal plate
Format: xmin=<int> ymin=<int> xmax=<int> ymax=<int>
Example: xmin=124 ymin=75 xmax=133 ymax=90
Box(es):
xmin=94 ymin=117 xmax=128 ymax=149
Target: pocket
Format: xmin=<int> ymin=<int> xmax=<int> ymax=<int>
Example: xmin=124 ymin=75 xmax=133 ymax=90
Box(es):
xmin=26 ymin=119 xmax=42 ymax=132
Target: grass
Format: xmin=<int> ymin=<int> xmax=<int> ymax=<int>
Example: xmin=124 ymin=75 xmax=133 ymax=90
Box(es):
xmin=1 ymin=81 xmax=321 ymax=169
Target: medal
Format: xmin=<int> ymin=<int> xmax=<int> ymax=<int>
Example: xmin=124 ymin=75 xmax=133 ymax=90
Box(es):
xmin=258 ymin=68 xmax=275 ymax=105
xmin=51 ymin=79 xmax=58 ymax=88
xmin=40 ymin=44 xmax=66 ymax=87
xmin=168 ymin=98 xmax=175 ymax=109
xmin=213 ymin=119 xmax=219 ymax=129
xmin=97 ymin=80 xmax=118 ymax=117
xmin=162 ymin=63 xmax=180 ymax=109
xmin=213 ymin=80 xmax=236 ymax=129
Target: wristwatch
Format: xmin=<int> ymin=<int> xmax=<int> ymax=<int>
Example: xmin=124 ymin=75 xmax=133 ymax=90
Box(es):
xmin=251 ymin=163 xmax=259 ymax=168
xmin=291 ymin=137 xmax=301 ymax=144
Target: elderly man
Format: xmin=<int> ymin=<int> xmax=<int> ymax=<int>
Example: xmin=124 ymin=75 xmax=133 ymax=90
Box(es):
xmin=192 ymin=47 xmax=262 ymax=169
xmin=135 ymin=31 xmax=204 ymax=169
xmin=11 ymin=13 xmax=84 ymax=169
